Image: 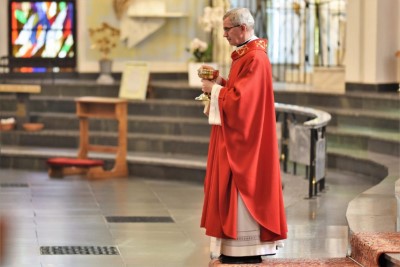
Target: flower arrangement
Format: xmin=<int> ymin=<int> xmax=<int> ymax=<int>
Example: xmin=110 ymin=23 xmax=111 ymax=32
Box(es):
xmin=188 ymin=38 xmax=212 ymax=63
xmin=89 ymin=22 xmax=120 ymax=60
xmin=187 ymin=6 xmax=224 ymax=63
xmin=198 ymin=6 xmax=224 ymax=32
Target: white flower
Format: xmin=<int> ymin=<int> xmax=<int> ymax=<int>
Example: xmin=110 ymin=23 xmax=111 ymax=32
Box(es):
xmin=198 ymin=6 xmax=224 ymax=32
xmin=188 ymin=38 xmax=211 ymax=62
xmin=190 ymin=38 xmax=208 ymax=53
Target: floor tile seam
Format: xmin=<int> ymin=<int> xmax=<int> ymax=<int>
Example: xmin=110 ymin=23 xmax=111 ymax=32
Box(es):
xmin=87 ymin=181 xmax=112 ymax=231
xmin=147 ymin=186 xmax=181 ymax=231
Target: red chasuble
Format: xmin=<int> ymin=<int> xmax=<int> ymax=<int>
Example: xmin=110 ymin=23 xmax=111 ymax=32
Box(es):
xmin=201 ymin=39 xmax=287 ymax=242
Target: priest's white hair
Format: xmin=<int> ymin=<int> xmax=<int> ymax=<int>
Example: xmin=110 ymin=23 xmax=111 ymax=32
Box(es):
xmin=223 ymin=8 xmax=255 ymax=30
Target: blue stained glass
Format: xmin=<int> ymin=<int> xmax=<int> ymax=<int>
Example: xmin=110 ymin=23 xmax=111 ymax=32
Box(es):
xmin=10 ymin=1 xmax=75 ymax=59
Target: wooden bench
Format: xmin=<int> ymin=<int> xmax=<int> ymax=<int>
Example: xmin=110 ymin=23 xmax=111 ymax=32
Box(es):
xmin=0 ymin=84 xmax=41 ymax=128
xmin=47 ymin=157 xmax=105 ymax=178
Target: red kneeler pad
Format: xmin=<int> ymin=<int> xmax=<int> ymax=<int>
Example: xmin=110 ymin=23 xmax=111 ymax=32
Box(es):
xmin=47 ymin=157 xmax=104 ymax=167
xmin=47 ymin=157 xmax=105 ymax=178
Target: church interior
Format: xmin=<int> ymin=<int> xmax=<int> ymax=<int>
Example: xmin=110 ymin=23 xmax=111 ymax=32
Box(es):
xmin=0 ymin=0 xmax=399 ymax=266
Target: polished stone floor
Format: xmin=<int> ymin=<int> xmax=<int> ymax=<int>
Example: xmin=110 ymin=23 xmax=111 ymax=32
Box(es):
xmin=0 ymin=167 xmax=377 ymax=267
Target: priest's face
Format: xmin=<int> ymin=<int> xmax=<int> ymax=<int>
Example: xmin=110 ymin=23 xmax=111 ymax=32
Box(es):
xmin=223 ymin=17 xmax=246 ymax=46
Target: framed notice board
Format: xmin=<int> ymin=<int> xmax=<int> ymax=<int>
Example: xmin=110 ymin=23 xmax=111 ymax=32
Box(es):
xmin=119 ymin=62 xmax=149 ymax=100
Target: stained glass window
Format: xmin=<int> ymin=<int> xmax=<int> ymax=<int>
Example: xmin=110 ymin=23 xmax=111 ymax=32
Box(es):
xmin=8 ymin=0 xmax=76 ymax=71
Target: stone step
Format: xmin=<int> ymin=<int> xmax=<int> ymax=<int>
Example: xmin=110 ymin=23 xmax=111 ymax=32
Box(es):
xmin=4 ymin=79 xmax=197 ymax=99
xmin=3 ymin=80 xmax=399 ymax=113
xmin=0 ymin=146 xmax=207 ymax=183
xmin=150 ymin=80 xmax=201 ymax=100
xmin=40 ymin=82 xmax=120 ymax=98
xmin=327 ymin=147 xmax=395 ymax=183
xmin=4 ymin=118 xmax=397 ymax=160
xmin=1 ymin=80 xmax=398 ymax=189
xmin=0 ymin=140 xmax=389 ymax=186
xmin=1 ymin=95 xmax=206 ymax=119
xmin=327 ymin=147 xmax=388 ymax=183
xmin=0 ymin=111 xmax=211 ymax=137
xmin=0 ymin=130 xmax=209 ymax=156
xmin=322 ymin=106 xmax=400 ymax=132
xmin=3 ymin=97 xmax=398 ymax=141
xmin=327 ymin=126 xmax=400 ymax=157
xmin=40 ymin=79 xmax=200 ymax=100
xmin=274 ymin=90 xmax=400 ymax=112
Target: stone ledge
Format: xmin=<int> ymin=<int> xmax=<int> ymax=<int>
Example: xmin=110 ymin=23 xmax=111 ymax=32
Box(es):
xmin=209 ymin=257 xmax=359 ymax=266
xmin=346 ymin=175 xmax=398 ymax=233
xmin=313 ymin=67 xmax=345 ymax=93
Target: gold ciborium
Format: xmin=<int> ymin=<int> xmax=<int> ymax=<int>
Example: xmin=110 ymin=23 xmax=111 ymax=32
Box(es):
xmin=198 ymin=67 xmax=219 ymax=80
xmin=195 ymin=66 xmax=219 ymax=101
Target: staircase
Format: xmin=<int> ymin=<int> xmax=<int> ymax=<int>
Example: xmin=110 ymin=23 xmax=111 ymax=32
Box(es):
xmin=274 ymin=90 xmax=399 ymax=176
xmin=1 ymin=79 xmax=399 ymax=183
xmin=0 ymin=79 xmax=209 ymax=183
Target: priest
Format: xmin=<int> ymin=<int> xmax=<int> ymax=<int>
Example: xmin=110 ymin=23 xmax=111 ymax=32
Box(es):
xmin=200 ymin=7 xmax=287 ymax=264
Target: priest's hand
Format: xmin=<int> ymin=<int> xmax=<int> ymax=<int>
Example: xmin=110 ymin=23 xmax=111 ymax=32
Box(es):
xmin=201 ymin=79 xmax=214 ymax=94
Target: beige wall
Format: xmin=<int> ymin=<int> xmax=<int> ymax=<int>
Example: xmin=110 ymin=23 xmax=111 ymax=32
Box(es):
xmin=78 ymin=0 xmax=208 ymax=73
xmin=346 ymin=0 xmax=399 ymax=84
xmin=0 ymin=0 xmax=209 ymax=73
xmin=4 ymin=1 xmax=397 ymax=78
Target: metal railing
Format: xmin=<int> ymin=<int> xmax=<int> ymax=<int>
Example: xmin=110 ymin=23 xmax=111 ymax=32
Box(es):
xmin=229 ymin=0 xmax=346 ymax=83
xmin=275 ymin=102 xmax=331 ymax=198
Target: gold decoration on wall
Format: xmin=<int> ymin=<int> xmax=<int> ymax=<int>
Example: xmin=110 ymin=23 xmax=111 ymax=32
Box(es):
xmin=89 ymin=22 xmax=121 ymax=60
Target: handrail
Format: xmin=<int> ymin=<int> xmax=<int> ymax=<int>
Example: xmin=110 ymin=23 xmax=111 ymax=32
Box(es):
xmin=275 ymin=103 xmax=332 ymax=129
xmin=274 ymin=102 xmax=332 ymax=198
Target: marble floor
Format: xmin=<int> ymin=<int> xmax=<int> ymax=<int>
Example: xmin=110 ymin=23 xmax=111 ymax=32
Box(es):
xmin=0 ymin=167 xmax=377 ymax=267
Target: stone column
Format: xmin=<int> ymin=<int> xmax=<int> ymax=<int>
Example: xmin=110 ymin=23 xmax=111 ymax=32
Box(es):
xmin=345 ymin=0 xmax=399 ymax=92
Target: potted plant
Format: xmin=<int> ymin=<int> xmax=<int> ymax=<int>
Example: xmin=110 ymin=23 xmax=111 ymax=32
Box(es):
xmin=89 ymin=22 xmax=120 ymax=84
xmin=187 ymin=37 xmax=217 ymax=87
